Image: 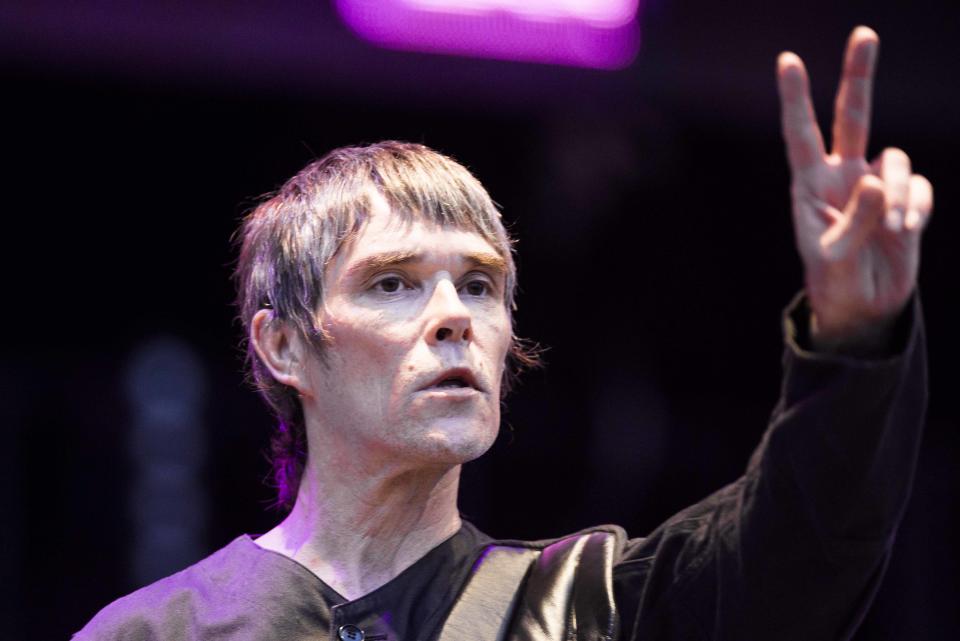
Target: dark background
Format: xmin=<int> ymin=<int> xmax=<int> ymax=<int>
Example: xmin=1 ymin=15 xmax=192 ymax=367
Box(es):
xmin=2 ymin=1 xmax=958 ymax=639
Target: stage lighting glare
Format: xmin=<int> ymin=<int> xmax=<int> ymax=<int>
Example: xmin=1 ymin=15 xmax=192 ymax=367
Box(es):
xmin=335 ymin=0 xmax=641 ymax=69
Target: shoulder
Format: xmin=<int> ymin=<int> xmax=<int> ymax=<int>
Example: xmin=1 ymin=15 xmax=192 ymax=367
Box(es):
xmin=72 ymin=535 xmax=267 ymax=641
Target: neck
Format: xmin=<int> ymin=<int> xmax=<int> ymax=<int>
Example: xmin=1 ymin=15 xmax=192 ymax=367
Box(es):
xmin=255 ymin=457 xmax=463 ymax=600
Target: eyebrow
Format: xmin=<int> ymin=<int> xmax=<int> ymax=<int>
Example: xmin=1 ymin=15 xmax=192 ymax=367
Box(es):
xmin=343 ymin=250 xmax=508 ymax=281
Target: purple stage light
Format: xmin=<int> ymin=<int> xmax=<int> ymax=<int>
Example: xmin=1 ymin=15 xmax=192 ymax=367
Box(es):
xmin=334 ymin=0 xmax=641 ymax=69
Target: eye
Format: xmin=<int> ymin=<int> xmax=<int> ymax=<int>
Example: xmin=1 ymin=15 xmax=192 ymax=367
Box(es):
xmin=461 ymin=278 xmax=491 ymax=297
xmin=371 ymin=275 xmax=411 ymax=294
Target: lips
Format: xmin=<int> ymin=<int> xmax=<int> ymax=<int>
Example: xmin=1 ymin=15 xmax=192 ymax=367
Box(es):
xmin=419 ymin=367 xmax=484 ymax=393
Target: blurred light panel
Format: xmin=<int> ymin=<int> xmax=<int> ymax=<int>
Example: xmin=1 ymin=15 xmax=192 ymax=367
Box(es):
xmin=125 ymin=337 xmax=208 ymax=586
xmin=335 ymin=0 xmax=641 ymax=69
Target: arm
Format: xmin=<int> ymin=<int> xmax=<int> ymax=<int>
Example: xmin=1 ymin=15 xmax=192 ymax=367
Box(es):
xmin=615 ymin=288 xmax=927 ymax=640
xmin=614 ymin=27 xmax=933 ymax=640
xmin=740 ymin=288 xmax=926 ymax=637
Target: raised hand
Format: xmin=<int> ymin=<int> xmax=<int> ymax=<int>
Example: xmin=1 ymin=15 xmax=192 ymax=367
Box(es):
xmin=776 ymin=26 xmax=933 ymax=354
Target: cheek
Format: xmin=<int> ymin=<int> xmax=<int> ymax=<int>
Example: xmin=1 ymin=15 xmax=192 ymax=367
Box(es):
xmin=319 ymin=314 xmax=413 ymax=403
xmin=488 ymin=312 xmax=513 ymax=376
xmin=324 ymin=310 xmax=402 ymax=366
xmin=460 ymin=314 xmax=511 ymax=403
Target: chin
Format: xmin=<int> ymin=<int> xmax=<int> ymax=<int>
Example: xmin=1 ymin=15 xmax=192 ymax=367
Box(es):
xmin=416 ymin=419 xmax=498 ymax=464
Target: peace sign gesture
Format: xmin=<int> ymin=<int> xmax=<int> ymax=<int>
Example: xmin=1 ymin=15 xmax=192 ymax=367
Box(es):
xmin=776 ymin=27 xmax=933 ymax=354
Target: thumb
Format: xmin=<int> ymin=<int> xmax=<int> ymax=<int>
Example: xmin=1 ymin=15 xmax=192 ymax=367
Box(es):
xmin=821 ymin=175 xmax=886 ymax=260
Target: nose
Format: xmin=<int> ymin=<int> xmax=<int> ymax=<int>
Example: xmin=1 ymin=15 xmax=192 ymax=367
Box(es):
xmin=424 ymin=279 xmax=472 ymax=345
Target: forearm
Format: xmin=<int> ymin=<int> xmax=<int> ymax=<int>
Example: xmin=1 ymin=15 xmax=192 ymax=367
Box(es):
xmin=763 ymin=288 xmax=926 ymax=541
xmin=617 ymin=289 xmax=928 ymax=641
xmin=732 ymin=289 xmax=927 ymax=637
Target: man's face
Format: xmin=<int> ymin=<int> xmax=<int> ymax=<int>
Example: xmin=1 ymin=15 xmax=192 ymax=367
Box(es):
xmin=299 ymin=197 xmax=512 ymax=469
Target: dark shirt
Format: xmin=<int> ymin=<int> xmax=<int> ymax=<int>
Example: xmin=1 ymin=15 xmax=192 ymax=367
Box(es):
xmin=74 ymin=291 xmax=928 ymax=640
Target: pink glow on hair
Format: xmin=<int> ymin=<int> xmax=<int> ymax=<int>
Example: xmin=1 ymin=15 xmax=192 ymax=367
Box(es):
xmin=334 ymin=0 xmax=641 ymax=69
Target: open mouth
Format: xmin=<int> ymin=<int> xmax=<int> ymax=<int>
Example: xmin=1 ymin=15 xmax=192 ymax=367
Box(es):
xmin=421 ymin=368 xmax=482 ymax=392
xmin=433 ymin=376 xmax=471 ymax=389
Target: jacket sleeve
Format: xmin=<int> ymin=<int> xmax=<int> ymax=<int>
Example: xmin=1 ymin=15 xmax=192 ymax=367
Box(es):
xmin=613 ymin=290 xmax=928 ymax=641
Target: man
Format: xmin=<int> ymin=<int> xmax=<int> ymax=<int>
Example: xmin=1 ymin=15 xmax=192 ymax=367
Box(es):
xmin=76 ymin=26 xmax=933 ymax=640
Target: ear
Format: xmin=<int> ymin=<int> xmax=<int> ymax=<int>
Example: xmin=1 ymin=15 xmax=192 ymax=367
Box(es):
xmin=250 ymin=309 xmax=313 ymax=398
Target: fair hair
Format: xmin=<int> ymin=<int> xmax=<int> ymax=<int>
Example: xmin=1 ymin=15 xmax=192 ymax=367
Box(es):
xmin=233 ymin=141 xmax=539 ymax=510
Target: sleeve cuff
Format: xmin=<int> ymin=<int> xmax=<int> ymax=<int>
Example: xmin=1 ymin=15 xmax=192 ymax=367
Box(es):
xmin=782 ymin=290 xmax=921 ymax=364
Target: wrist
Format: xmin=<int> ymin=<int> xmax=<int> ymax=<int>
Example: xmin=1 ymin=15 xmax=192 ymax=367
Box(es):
xmin=809 ymin=311 xmax=898 ymax=357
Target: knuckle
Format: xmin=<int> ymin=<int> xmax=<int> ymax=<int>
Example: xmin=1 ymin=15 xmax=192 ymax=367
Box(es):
xmin=858 ymin=173 xmax=885 ymax=192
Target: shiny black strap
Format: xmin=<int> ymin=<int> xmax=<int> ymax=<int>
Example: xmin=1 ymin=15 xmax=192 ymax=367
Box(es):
xmin=509 ymin=530 xmax=620 ymax=641
xmin=438 ymin=530 xmax=621 ymax=641
xmin=571 ymin=532 xmax=619 ymax=641
xmin=437 ymin=546 xmax=541 ymax=641
xmin=509 ymin=534 xmax=589 ymax=640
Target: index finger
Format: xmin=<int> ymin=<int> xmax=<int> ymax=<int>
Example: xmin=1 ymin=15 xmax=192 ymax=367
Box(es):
xmin=777 ymin=52 xmax=826 ymax=172
xmin=832 ymin=26 xmax=879 ymax=159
